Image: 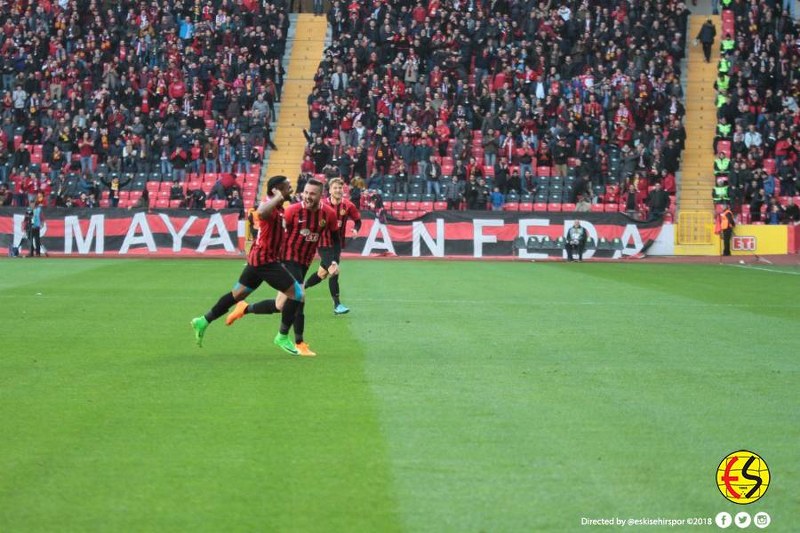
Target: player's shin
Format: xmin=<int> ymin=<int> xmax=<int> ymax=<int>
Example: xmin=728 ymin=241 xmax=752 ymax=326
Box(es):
xmin=279 ymin=297 xmax=300 ymax=335
xmin=293 ymin=302 xmax=305 ymax=343
xmin=304 ymin=272 xmax=324 ymax=288
xmin=250 ymin=300 xmax=278 ymax=314
xmin=205 ymin=292 xmax=238 ymax=322
xmin=329 ymin=274 xmax=340 ymax=305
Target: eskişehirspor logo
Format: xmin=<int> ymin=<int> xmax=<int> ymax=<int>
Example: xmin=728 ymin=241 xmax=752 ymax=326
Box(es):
xmin=717 ymin=450 xmax=770 ymax=504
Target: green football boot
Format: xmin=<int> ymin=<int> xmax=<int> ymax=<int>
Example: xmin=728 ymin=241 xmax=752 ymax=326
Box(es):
xmin=274 ymin=333 xmax=299 ymax=355
xmin=191 ymin=316 xmax=209 ymax=347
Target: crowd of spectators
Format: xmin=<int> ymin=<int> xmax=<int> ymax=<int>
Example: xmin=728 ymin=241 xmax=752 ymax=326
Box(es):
xmin=710 ymin=1 xmax=800 ymax=225
xmin=301 ymin=0 xmax=693 ymax=215
xmin=0 ymin=0 xmax=289 ymax=212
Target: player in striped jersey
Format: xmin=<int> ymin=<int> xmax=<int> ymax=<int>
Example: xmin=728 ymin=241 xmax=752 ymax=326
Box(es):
xmin=303 ymin=177 xmax=362 ymax=314
xmin=190 ymin=176 xmax=303 ymax=355
xmin=227 ymin=179 xmax=339 ymax=356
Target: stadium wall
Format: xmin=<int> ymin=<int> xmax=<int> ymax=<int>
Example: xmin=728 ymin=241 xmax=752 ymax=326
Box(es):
xmin=721 ymin=225 xmax=789 ymax=256
xmin=1 ymin=209 xmax=240 ymax=256
xmin=2 ymin=210 xmax=792 ymax=258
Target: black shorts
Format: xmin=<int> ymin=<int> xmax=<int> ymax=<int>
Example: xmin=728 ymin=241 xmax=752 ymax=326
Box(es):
xmin=283 ymin=261 xmax=310 ymax=284
xmin=237 ymin=263 xmax=297 ymax=293
xmin=318 ymin=242 xmax=342 ymax=269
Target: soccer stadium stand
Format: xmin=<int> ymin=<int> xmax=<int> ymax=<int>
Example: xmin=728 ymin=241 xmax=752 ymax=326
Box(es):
xmin=708 ymin=3 xmax=800 ymax=224
xmin=295 ymin=0 xmax=692 ymax=216
xmin=3 ymin=0 xmax=797 ymax=227
xmin=1 ymin=0 xmax=290 ymax=212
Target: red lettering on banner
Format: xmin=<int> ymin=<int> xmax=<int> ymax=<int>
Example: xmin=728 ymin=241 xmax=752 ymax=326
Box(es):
xmin=732 ymin=236 xmax=756 ymax=252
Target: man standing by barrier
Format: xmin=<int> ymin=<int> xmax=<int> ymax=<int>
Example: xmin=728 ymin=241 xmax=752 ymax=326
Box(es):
xmin=716 ymin=203 xmax=736 ymax=256
xmin=24 ymin=203 xmax=44 ymax=257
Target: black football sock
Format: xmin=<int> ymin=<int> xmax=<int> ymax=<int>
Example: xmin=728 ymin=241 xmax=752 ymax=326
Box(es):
xmin=279 ymin=298 xmax=300 ymax=335
xmin=249 ymin=299 xmax=278 ymax=314
xmin=329 ymin=275 xmax=340 ymax=306
xmin=204 ymin=292 xmax=237 ymax=323
xmin=304 ymin=272 xmax=323 ymax=288
xmin=293 ymin=302 xmax=305 ymax=343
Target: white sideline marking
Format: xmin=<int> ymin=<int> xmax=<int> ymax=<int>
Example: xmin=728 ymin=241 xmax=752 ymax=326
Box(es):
xmin=729 ymin=264 xmax=800 ymax=276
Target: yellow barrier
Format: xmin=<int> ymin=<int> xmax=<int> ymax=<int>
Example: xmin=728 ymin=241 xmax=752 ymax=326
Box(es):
xmin=723 ymin=225 xmax=788 ymax=255
xmin=677 ymin=211 xmax=714 ymax=244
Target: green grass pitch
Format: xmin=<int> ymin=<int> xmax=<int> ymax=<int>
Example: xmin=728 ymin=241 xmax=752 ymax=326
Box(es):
xmin=1 ymin=258 xmax=798 ymax=532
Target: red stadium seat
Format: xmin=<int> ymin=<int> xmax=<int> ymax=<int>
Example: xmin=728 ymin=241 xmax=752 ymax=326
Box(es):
xmin=418 ymin=201 xmax=433 ymax=213
xmin=518 ymin=202 xmax=533 ymax=212
xmin=503 ymin=202 xmax=519 ymax=211
xmin=722 ymin=20 xmax=735 ymax=37
xmin=533 ymin=202 xmax=548 ymax=212
xmin=547 ymin=203 xmax=562 ymax=212
xmin=591 ymin=203 xmax=605 ymax=212
xmin=561 ymin=203 xmax=576 ymax=211
xmin=433 ymin=201 xmax=447 ymax=210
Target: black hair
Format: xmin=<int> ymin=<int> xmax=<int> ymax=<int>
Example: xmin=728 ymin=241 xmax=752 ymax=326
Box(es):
xmin=267 ymin=175 xmax=288 ymax=192
xmin=306 ymin=178 xmax=323 ymax=189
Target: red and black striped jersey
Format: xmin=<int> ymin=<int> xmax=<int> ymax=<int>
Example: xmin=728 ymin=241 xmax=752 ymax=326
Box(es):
xmin=247 ymin=203 xmax=285 ymax=266
xmin=323 ymin=197 xmax=361 ymax=242
xmin=282 ymin=202 xmax=338 ymax=267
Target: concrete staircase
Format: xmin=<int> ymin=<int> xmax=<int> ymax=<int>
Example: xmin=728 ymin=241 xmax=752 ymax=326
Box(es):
xmin=261 ymin=14 xmax=328 ymax=195
xmin=679 ymin=15 xmax=721 ymax=213
xmin=674 ymin=15 xmax=721 ymax=254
